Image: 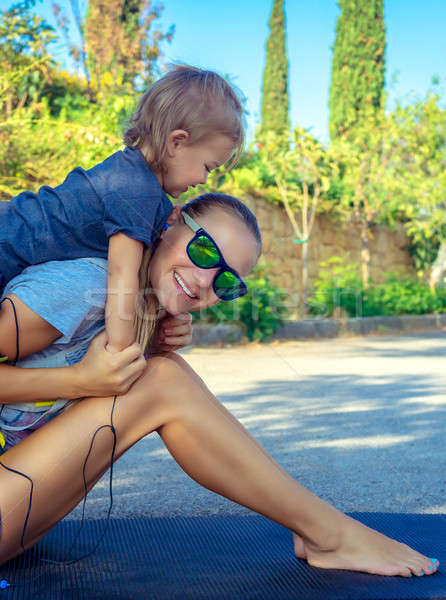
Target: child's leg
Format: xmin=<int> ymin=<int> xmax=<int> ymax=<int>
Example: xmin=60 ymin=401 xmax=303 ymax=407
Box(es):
xmin=0 ymin=355 xmax=439 ymax=576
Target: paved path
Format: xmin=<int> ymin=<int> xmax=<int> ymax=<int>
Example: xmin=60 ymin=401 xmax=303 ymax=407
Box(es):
xmin=69 ymin=332 xmax=446 ymax=520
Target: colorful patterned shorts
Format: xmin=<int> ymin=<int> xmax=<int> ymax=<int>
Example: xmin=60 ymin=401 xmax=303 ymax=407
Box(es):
xmin=0 ymin=404 xmax=68 ymax=455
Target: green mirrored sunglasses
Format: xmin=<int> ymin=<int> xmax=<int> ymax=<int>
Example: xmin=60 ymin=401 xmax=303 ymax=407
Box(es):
xmin=182 ymin=211 xmax=248 ymax=301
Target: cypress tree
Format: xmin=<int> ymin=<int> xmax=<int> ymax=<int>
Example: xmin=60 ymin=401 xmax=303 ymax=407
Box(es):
xmin=260 ymin=0 xmax=290 ymax=137
xmin=328 ymin=0 xmax=386 ymax=139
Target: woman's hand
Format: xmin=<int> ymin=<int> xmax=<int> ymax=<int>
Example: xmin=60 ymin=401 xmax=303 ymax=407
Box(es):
xmin=73 ymin=331 xmax=147 ymax=397
xmin=153 ymin=311 xmax=193 ymax=354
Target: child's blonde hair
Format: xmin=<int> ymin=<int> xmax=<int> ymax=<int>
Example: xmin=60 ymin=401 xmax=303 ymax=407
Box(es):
xmin=124 ymin=65 xmax=245 ymax=173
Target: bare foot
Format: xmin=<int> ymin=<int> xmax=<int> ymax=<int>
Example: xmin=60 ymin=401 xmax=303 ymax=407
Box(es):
xmin=293 ymin=515 xmax=439 ymax=577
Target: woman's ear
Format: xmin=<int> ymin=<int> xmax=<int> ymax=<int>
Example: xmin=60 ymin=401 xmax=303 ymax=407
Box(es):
xmin=166 ymin=130 xmax=190 ymax=157
xmin=161 ymin=206 xmax=182 ymax=237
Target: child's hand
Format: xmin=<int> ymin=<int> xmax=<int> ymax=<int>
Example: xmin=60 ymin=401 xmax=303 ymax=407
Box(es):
xmin=74 ymin=331 xmax=146 ymax=397
xmin=154 ymin=311 xmax=193 ymax=353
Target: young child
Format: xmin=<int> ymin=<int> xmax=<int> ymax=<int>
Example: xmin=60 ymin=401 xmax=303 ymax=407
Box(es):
xmin=0 ymin=65 xmax=245 ymax=356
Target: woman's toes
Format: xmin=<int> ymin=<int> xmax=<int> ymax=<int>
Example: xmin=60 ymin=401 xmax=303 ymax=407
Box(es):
xmin=422 ymin=559 xmax=438 ymax=575
xmin=427 ymin=558 xmax=439 ymax=573
xmin=412 ymin=564 xmax=430 ymax=577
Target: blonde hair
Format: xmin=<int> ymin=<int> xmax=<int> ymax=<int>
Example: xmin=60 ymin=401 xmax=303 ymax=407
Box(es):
xmin=124 ymin=65 xmax=245 ymax=173
xmin=134 ymin=245 xmax=159 ymax=355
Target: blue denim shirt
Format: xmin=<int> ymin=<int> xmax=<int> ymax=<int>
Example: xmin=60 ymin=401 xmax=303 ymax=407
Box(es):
xmin=0 ymin=147 xmax=172 ymax=294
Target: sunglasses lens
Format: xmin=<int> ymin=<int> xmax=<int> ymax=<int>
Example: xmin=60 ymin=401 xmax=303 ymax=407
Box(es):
xmin=188 ymin=235 xmax=220 ymax=268
xmin=214 ymin=271 xmax=246 ymax=300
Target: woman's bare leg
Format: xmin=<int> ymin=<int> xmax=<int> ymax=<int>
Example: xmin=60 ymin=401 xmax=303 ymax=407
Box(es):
xmin=157 ymin=354 xmax=438 ymax=570
xmin=0 ymin=355 xmax=439 ymax=577
xmin=149 ymin=356 xmax=438 ymax=578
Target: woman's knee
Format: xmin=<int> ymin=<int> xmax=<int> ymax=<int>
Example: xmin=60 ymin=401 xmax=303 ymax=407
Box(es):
xmin=111 ymin=353 xmax=192 ymax=439
xmin=143 ymin=352 xmax=189 ymax=389
xmin=120 ymin=352 xmax=190 ymax=413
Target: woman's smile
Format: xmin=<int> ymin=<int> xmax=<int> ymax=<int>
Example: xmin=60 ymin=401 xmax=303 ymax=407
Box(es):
xmin=173 ymin=271 xmax=198 ymax=301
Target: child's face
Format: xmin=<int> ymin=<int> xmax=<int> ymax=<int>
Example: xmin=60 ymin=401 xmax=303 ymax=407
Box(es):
xmin=149 ymin=207 xmax=259 ymax=315
xmin=160 ymin=133 xmax=235 ymax=199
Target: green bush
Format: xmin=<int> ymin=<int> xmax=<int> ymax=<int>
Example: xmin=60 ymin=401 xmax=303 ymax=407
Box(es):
xmin=308 ymin=256 xmax=446 ymax=318
xmin=406 ymin=226 xmax=446 ymax=276
xmin=307 ymin=256 xmax=363 ymax=317
xmin=192 ymin=264 xmax=288 ymax=342
xmin=364 ymin=276 xmax=446 ymax=315
xmin=0 ymin=100 xmax=122 ymax=199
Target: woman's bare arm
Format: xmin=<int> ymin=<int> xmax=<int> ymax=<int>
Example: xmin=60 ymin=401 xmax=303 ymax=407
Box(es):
xmin=0 ymin=294 xmax=146 ymax=404
xmin=0 ymin=363 xmax=88 ymax=404
xmin=0 ymin=293 xmax=62 ymax=360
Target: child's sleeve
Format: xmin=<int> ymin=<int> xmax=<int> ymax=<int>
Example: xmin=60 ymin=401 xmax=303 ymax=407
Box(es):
xmin=102 ymin=191 xmax=163 ymax=246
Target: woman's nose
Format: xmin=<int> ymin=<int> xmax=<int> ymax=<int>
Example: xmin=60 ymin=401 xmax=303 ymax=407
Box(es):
xmin=193 ymin=267 xmax=217 ymax=293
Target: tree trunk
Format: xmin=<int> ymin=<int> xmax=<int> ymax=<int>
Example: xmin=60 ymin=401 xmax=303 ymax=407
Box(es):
xmin=360 ymin=219 xmax=370 ymax=288
xmin=302 ymin=241 xmax=308 ymax=310
xmin=429 ymin=241 xmax=446 ymax=291
xmin=301 ymin=183 xmax=309 ymax=311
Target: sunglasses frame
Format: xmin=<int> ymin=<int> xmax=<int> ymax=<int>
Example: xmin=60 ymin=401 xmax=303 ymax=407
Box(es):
xmin=182 ymin=210 xmax=248 ymax=301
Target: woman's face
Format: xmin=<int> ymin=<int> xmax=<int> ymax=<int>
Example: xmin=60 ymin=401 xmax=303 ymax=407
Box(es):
xmin=149 ymin=207 xmax=260 ymax=315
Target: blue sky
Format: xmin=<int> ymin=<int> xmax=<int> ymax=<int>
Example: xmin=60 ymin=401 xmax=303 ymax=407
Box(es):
xmin=26 ymin=0 xmax=446 ymax=143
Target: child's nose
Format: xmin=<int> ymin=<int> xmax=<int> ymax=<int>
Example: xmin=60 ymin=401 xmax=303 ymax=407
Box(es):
xmin=199 ymin=171 xmax=209 ymax=185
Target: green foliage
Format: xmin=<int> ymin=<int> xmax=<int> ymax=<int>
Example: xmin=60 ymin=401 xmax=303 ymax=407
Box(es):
xmin=192 ymin=265 xmax=289 ymax=342
xmin=0 ymin=101 xmax=121 ymax=199
xmin=260 ymin=0 xmax=289 ymax=138
xmin=307 ymin=256 xmax=363 ymax=317
xmin=0 ymin=1 xmax=149 ymax=199
xmin=328 ymin=90 xmax=446 ymax=284
xmin=407 ymin=226 xmax=445 ymax=276
xmin=329 ymin=0 xmax=386 ymax=139
xmin=258 ymin=129 xmax=335 ymax=205
xmin=220 ymin=147 xmax=278 ymax=199
xmin=308 ymin=256 xmax=446 ymax=317
xmin=0 ymin=2 xmax=56 ymax=111
xmin=388 ymin=94 xmax=446 ymax=276
xmin=364 ymin=275 xmax=446 ymax=315
xmin=222 ymin=132 xmax=337 ymax=209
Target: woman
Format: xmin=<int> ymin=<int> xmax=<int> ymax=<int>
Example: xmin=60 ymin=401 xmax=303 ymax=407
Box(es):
xmin=0 ymin=193 xmax=439 ymax=577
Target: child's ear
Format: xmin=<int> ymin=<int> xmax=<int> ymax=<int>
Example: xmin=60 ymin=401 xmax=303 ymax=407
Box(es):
xmin=166 ymin=130 xmax=189 ymax=156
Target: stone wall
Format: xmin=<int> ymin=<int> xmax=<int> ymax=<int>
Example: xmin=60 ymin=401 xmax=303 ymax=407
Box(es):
xmin=242 ymin=195 xmax=415 ymax=301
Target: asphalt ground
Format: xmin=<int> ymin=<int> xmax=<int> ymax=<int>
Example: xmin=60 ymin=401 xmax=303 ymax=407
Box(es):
xmin=68 ymin=331 xmax=446 ymax=521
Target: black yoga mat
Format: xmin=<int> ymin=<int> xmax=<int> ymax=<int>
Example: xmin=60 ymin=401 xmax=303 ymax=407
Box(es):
xmin=1 ymin=513 xmax=445 ymax=600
